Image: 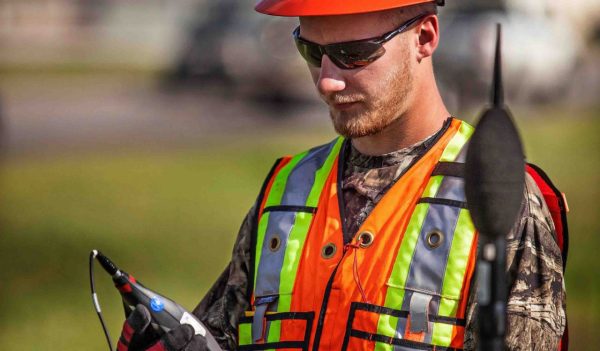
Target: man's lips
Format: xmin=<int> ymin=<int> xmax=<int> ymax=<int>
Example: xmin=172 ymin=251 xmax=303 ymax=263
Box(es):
xmin=332 ymin=100 xmax=361 ymax=110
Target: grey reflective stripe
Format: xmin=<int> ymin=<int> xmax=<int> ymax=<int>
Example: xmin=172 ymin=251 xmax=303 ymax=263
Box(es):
xmin=455 ymin=142 xmax=469 ymax=163
xmin=404 ymin=204 xmax=461 ymax=294
xmin=255 ymin=211 xmax=297 ymax=297
xmin=252 ymin=303 xmax=269 ymax=342
xmin=394 ymin=204 xmax=461 ymax=341
xmin=435 ymin=176 xmax=465 ymax=202
xmin=254 ymin=141 xmax=336 ymax=298
xmin=281 ymin=142 xmax=334 ymax=206
xmin=394 ymin=346 xmax=420 ymax=351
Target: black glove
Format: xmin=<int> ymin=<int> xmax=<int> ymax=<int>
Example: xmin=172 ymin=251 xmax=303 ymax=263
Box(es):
xmin=117 ymin=304 xmax=208 ymax=351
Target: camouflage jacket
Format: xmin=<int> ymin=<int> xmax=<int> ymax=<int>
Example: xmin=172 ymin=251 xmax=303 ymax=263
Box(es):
xmin=193 ymin=122 xmax=566 ymax=350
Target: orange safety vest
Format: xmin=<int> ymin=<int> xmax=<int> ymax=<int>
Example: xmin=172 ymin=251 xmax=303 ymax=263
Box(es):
xmin=239 ymin=118 xmax=478 ymax=351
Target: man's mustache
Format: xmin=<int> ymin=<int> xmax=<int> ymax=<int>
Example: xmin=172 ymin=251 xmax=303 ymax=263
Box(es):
xmin=323 ymin=93 xmax=365 ymax=105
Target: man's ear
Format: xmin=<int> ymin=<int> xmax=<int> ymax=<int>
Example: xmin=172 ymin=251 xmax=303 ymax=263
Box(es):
xmin=416 ymin=15 xmax=440 ymax=62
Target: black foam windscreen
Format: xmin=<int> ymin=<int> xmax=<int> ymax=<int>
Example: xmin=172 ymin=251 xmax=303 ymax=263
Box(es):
xmin=465 ymin=107 xmax=525 ymax=239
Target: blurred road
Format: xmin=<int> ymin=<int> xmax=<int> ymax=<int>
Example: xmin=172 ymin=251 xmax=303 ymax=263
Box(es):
xmin=0 ymin=73 xmax=327 ymax=155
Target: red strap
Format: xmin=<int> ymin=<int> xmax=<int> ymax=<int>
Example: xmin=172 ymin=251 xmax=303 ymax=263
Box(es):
xmin=525 ymin=165 xmax=564 ymax=251
xmin=146 ymin=341 xmax=167 ymax=351
xmin=117 ymin=320 xmax=134 ymax=351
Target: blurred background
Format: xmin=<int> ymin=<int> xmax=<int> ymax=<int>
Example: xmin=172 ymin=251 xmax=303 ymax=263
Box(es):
xmin=0 ymin=0 xmax=598 ymax=350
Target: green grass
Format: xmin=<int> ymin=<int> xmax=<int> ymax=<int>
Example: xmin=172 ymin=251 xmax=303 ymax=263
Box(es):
xmin=0 ymin=111 xmax=598 ymax=350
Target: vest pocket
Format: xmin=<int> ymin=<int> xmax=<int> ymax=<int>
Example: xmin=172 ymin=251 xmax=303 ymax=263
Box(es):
xmin=341 ymin=302 xmax=465 ymax=351
xmin=238 ymin=311 xmax=314 ymax=351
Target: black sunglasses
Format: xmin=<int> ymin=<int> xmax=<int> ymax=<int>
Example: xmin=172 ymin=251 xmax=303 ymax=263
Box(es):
xmin=293 ymin=14 xmax=427 ymax=70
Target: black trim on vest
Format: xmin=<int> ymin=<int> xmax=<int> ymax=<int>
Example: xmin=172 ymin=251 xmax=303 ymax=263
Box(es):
xmin=341 ymin=302 xmax=466 ymax=350
xmin=337 ymin=138 xmax=351 ymax=243
xmin=238 ymin=312 xmax=314 ymax=351
xmin=311 ymin=260 xmax=343 ymax=351
xmin=418 ymin=197 xmax=468 ymax=209
xmin=248 ymin=157 xmax=286 ymax=301
xmin=239 ymin=311 xmax=314 ymax=324
xmin=343 ymin=302 xmax=465 ymax=350
xmin=432 ymin=161 xmax=465 ymax=178
xmin=238 ymin=341 xmax=305 ymax=350
xmin=348 ymin=330 xmax=460 ymax=351
xmin=263 ymin=205 xmax=317 ymax=214
xmin=349 ymin=301 xmax=466 ymax=326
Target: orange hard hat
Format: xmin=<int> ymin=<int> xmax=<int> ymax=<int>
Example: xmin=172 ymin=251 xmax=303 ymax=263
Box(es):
xmin=255 ymin=0 xmax=444 ymax=17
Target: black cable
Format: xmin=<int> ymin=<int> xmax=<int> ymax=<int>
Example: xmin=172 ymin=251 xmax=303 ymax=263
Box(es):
xmin=90 ymin=250 xmax=115 ymax=351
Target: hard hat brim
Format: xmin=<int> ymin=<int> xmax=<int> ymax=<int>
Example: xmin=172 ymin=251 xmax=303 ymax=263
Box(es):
xmin=255 ymin=0 xmax=436 ymax=17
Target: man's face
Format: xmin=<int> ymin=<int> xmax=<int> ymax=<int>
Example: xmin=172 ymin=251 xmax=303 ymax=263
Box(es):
xmin=299 ymin=11 xmax=419 ymax=138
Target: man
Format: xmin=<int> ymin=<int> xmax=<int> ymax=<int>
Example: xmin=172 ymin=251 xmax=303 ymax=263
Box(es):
xmin=117 ymin=1 xmax=566 ymax=350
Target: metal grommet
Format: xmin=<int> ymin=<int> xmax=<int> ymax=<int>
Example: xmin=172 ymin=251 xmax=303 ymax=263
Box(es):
xmin=269 ymin=235 xmax=281 ymax=252
xmin=357 ymin=231 xmax=375 ymax=248
xmin=321 ymin=243 xmax=337 ymax=259
xmin=425 ymin=229 xmax=444 ymax=249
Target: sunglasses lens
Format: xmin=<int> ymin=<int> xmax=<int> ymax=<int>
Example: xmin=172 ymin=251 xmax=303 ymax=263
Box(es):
xmin=295 ymin=39 xmax=323 ymax=67
xmin=293 ymin=27 xmax=386 ymax=69
xmin=327 ymin=41 xmax=386 ymax=69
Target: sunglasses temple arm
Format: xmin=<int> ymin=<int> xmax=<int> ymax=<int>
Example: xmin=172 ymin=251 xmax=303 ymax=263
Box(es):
xmin=381 ymin=14 xmax=428 ymax=42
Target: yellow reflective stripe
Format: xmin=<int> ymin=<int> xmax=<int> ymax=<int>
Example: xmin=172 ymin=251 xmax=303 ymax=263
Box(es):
xmin=277 ymin=212 xmax=313 ymax=305
xmin=305 ymin=137 xmax=344 ymax=207
xmin=374 ymin=339 xmax=395 ymax=351
xmin=386 ymin=205 xmax=433 ymax=288
xmin=440 ymin=209 xmax=476 ymax=300
xmin=375 ymin=203 xmax=430 ymax=348
xmin=440 ymin=121 xmax=474 ymax=162
xmin=266 ymin=319 xmax=281 ymax=346
xmin=253 ymin=152 xmax=307 ymax=291
xmin=264 ymin=151 xmax=308 ymax=208
xmin=422 ymin=175 xmax=444 ymax=198
xmin=374 ymin=294 xmax=401 ymax=351
xmin=431 ymin=322 xmax=453 ymax=347
xmin=432 ymin=209 xmax=476 ymax=345
xmin=238 ymin=322 xmax=252 ymax=346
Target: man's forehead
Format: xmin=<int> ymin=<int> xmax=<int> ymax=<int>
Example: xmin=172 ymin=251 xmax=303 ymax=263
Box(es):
xmin=299 ymin=9 xmax=401 ymax=27
xmin=298 ymin=9 xmax=411 ymax=43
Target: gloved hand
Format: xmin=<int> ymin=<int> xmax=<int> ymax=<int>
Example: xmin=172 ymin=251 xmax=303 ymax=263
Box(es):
xmin=117 ymin=305 xmax=208 ymax=351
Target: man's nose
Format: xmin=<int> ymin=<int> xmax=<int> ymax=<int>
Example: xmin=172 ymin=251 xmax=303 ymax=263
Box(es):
xmin=316 ymin=55 xmax=346 ymax=96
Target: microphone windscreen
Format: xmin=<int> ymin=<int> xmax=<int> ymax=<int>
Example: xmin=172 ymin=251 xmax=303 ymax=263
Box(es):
xmin=465 ymin=107 xmax=525 ymax=239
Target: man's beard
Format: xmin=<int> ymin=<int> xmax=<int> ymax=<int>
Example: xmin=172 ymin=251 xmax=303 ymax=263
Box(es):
xmin=328 ymin=62 xmax=413 ymax=139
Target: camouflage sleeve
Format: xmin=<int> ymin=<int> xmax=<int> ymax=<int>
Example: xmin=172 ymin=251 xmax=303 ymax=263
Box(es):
xmin=464 ymin=173 xmax=567 ymax=350
xmin=192 ymin=204 xmax=256 ymax=350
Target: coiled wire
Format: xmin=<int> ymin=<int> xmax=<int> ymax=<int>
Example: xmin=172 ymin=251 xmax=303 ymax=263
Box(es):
xmin=90 ymin=250 xmax=115 ymax=351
